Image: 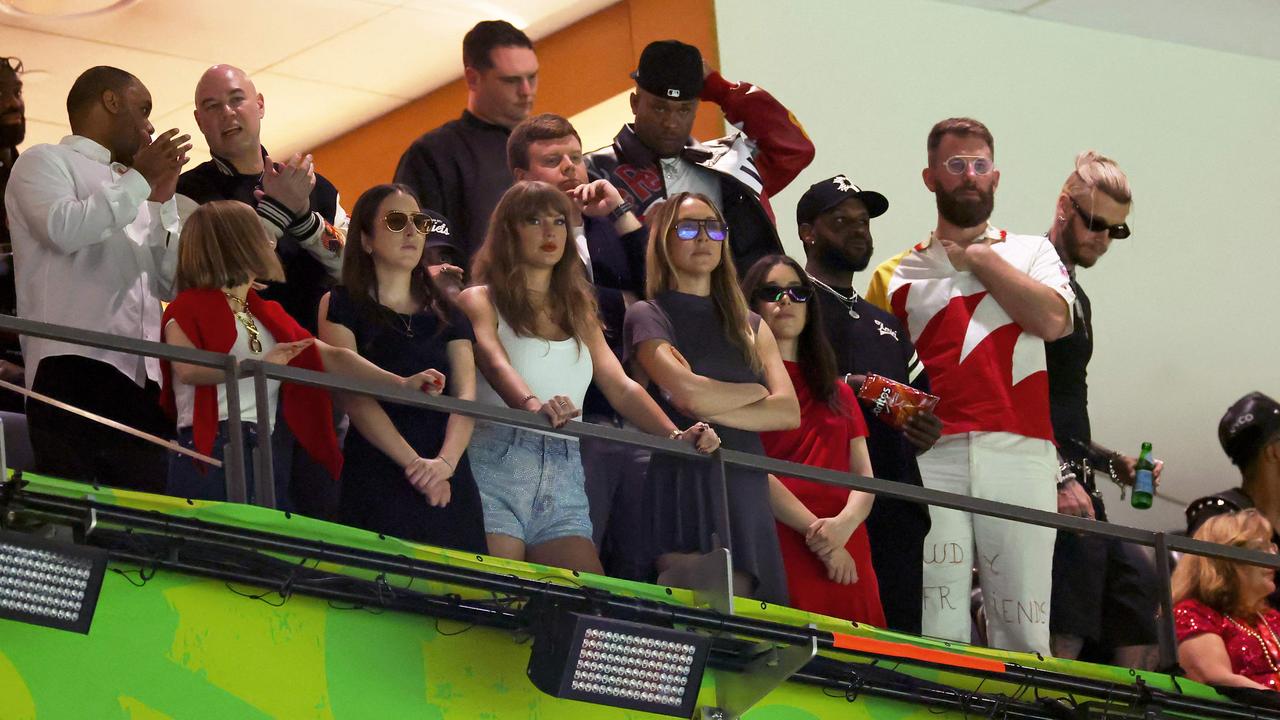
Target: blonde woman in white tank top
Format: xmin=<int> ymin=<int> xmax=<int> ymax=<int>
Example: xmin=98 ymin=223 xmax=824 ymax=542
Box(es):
xmin=457 ymin=181 xmax=719 ymax=574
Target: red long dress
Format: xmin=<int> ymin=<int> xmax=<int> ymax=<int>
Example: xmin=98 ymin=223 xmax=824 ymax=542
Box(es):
xmin=761 ymin=361 xmax=886 ymax=625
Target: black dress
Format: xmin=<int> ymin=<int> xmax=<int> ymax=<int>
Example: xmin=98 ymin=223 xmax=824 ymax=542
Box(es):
xmin=623 ymin=291 xmax=789 ymax=605
xmin=327 ymin=286 xmax=486 ymax=554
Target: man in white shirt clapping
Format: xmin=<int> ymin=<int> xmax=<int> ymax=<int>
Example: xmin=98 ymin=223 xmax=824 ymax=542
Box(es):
xmin=6 ymin=65 xmax=191 ymax=492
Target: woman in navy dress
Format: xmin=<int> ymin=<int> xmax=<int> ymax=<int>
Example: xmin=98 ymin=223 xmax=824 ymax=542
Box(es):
xmin=318 ymin=183 xmax=485 ymax=553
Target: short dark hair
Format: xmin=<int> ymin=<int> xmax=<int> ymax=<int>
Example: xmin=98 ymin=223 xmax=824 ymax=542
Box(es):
xmin=463 ymin=20 xmax=533 ymax=72
xmin=66 ymin=66 xmax=138 ymax=121
xmin=926 ymin=117 xmax=994 ymax=163
xmin=507 ymin=113 xmax=581 ymax=172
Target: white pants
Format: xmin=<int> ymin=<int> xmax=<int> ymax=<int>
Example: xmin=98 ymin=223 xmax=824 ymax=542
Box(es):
xmin=917 ymin=432 xmax=1057 ymax=656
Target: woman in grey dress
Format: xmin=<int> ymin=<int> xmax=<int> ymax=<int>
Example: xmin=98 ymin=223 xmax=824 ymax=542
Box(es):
xmin=624 ymin=192 xmax=800 ymax=604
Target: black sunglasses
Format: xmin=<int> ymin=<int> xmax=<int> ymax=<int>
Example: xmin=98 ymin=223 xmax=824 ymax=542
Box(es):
xmin=384 ymin=211 xmax=434 ymax=234
xmin=752 ymin=284 xmax=813 ymax=304
xmin=1069 ymin=196 xmax=1130 ymax=239
xmin=0 ymin=57 xmax=22 ymax=74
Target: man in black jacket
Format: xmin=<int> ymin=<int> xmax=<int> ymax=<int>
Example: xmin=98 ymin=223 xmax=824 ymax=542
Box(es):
xmin=586 ymin=40 xmax=813 ymax=277
xmin=796 ymin=175 xmax=941 ymax=634
xmin=177 ymin=64 xmax=345 ymax=334
xmin=395 ymin=20 xmax=538 ymax=263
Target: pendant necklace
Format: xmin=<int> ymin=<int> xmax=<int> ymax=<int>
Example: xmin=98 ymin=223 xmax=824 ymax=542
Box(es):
xmin=224 ymin=292 xmax=263 ymax=354
xmin=808 ymin=274 xmax=861 ymax=319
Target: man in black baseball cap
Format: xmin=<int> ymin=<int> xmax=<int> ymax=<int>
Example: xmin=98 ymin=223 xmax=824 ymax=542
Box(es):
xmin=1186 ymin=392 xmax=1280 ymax=542
xmin=419 ymin=207 xmax=465 ymax=303
xmin=796 ymin=174 xmax=941 ymax=635
xmin=586 ymin=39 xmax=814 ymax=279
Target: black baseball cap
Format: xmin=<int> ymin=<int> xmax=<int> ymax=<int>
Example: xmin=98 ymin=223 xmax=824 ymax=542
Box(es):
xmin=632 ymin=40 xmax=703 ymax=101
xmin=796 ymin=175 xmax=889 ymax=226
xmin=420 ymin=208 xmax=454 ymax=250
xmin=1219 ymin=392 xmax=1280 ymax=468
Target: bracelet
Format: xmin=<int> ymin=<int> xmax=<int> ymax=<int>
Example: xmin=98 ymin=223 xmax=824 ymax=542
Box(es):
xmin=608 ymin=200 xmax=634 ymax=223
xmin=520 ymin=393 xmax=538 ymax=408
xmin=668 ymin=428 xmax=682 ymax=440
xmin=439 ymin=456 xmax=455 ymax=471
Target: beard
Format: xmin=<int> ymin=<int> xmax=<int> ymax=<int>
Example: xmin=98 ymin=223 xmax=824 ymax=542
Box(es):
xmin=936 ymin=183 xmax=994 ymax=228
xmin=817 ymin=237 xmax=871 ymax=274
xmin=0 ymin=121 xmax=24 ymax=149
xmin=1062 ymin=222 xmax=1096 ymax=269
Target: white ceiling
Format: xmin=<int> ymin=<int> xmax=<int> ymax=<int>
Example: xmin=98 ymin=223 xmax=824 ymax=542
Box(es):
xmin=0 ymin=0 xmax=616 ymax=164
xmin=936 ymin=0 xmax=1280 ymax=62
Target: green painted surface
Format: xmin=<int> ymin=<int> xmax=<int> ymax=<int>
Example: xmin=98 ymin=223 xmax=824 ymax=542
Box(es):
xmin=0 ymin=475 xmax=1240 ymax=718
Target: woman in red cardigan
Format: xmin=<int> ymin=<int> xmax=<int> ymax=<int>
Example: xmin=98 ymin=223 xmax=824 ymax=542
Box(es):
xmin=163 ymin=200 xmax=445 ymax=510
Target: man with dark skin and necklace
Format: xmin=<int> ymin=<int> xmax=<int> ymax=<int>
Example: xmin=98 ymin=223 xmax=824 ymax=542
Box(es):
xmin=796 ymin=174 xmax=941 ymax=634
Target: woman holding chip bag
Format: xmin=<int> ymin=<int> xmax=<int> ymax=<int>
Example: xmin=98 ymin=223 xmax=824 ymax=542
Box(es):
xmin=742 ymin=254 xmax=886 ymax=625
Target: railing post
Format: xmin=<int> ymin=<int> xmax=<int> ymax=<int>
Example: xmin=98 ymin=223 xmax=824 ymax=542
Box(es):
xmin=221 ymin=355 xmax=248 ymax=504
xmin=250 ymin=361 xmax=276 ymax=510
xmin=709 ymin=451 xmax=733 ymax=554
xmin=1153 ymin=532 xmax=1179 ymax=672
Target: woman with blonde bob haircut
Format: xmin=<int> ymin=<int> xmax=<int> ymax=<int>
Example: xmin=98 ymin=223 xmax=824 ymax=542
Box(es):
xmin=163 ymin=200 xmax=447 ymax=509
xmin=1173 ymin=509 xmax=1280 ymax=690
xmin=458 ymin=181 xmax=717 ymax=574
xmin=624 ymin=192 xmax=800 ymax=603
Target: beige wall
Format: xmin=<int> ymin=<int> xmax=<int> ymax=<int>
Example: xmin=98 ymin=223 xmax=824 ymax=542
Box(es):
xmin=716 ymin=0 xmax=1280 ymax=531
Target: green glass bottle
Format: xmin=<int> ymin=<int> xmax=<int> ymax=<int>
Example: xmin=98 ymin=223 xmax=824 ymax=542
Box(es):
xmin=1131 ymin=442 xmax=1155 ymax=509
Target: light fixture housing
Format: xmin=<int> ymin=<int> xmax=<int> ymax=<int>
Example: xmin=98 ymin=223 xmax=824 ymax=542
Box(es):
xmin=0 ymin=529 xmax=107 ymax=634
xmin=526 ymin=609 xmax=710 ymax=717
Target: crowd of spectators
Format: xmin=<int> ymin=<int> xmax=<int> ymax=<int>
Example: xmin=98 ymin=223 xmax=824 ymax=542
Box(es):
xmin=1 ymin=20 xmax=1276 ymax=680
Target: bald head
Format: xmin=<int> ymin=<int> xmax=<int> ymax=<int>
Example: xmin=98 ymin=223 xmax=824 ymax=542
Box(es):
xmin=193 ymin=64 xmax=264 ymax=168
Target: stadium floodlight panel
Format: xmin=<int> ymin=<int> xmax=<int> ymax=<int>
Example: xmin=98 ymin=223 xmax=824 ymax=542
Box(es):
xmin=0 ymin=530 xmax=107 ymax=634
xmin=526 ymin=610 xmax=710 ymax=717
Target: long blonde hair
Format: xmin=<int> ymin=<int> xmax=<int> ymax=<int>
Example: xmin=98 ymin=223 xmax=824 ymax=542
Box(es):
xmin=471 ymin=181 xmax=599 ymax=341
xmin=1172 ymin=509 xmax=1276 ymax=618
xmin=644 ymin=193 xmax=759 ymax=373
xmin=1061 ymin=150 xmax=1132 ymax=205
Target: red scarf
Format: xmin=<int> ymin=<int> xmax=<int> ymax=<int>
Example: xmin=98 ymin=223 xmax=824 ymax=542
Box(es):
xmin=160 ymin=288 xmax=343 ymax=480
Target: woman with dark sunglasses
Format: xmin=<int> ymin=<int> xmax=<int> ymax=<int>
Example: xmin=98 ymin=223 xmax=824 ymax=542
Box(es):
xmin=743 ymin=254 xmax=885 ymax=625
xmin=457 ymin=181 xmax=718 ymax=574
xmin=624 ymin=193 xmax=800 ymax=603
xmin=318 ymin=183 xmax=486 ymax=552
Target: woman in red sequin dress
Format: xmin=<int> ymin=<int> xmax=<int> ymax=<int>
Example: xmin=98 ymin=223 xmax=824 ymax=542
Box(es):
xmin=744 ymin=255 xmax=885 ymax=625
xmin=1173 ymin=509 xmax=1280 ymax=690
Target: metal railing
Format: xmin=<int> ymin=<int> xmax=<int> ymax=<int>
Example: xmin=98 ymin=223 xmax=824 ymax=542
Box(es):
xmin=3 ymin=312 xmax=1278 ymax=672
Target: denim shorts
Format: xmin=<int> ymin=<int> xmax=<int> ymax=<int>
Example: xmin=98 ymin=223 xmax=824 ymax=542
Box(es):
xmin=467 ymin=421 xmax=592 ymax=547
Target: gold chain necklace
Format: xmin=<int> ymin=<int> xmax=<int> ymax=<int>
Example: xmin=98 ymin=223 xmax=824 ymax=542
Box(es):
xmin=1226 ymin=614 xmax=1280 ymax=674
xmin=224 ymin=292 xmax=263 ymax=354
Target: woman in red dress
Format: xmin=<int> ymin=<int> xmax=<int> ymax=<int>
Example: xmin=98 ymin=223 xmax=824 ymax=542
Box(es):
xmin=744 ymin=255 xmax=884 ymax=625
xmin=1173 ymin=509 xmax=1280 ymax=691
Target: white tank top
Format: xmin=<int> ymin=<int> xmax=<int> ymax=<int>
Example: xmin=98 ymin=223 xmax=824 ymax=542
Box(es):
xmin=474 ymin=313 xmax=593 ymax=417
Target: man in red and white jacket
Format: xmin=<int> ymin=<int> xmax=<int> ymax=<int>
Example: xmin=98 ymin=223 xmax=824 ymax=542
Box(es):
xmin=866 ymin=118 xmax=1074 ymax=657
xmin=586 ymin=39 xmax=814 ymax=279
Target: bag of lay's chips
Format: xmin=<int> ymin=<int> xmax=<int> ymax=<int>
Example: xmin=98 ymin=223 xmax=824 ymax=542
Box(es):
xmin=856 ymin=373 xmax=940 ymax=430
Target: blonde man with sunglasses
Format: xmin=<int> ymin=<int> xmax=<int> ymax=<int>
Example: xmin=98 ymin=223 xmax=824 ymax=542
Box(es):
xmin=866 ymin=117 xmax=1074 ymax=656
xmin=1046 ymin=151 xmax=1162 ymax=668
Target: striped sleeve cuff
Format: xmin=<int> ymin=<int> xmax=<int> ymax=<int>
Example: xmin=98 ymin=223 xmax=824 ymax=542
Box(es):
xmin=287 ymin=211 xmax=321 ymax=241
xmin=906 ymin=350 xmax=924 ymax=384
xmin=256 ymin=195 xmax=295 ymax=233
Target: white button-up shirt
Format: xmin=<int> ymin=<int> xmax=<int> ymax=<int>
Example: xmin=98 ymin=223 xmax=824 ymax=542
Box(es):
xmin=5 ymin=135 xmax=180 ymax=388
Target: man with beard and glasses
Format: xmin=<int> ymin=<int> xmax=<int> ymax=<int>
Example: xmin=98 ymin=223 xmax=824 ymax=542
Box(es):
xmin=866 ymin=117 xmax=1074 ymax=655
xmin=796 ymin=174 xmax=941 ymax=634
xmin=1044 ymin=151 xmax=1161 ymax=668
xmin=0 ymin=56 xmax=26 ymax=407
xmin=506 ymin=112 xmax=652 ymax=580
xmin=7 ymin=65 xmax=190 ymax=492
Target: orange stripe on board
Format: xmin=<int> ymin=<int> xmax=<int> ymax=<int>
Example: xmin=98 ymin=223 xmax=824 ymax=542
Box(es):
xmin=831 ymin=633 xmax=1008 ymax=674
